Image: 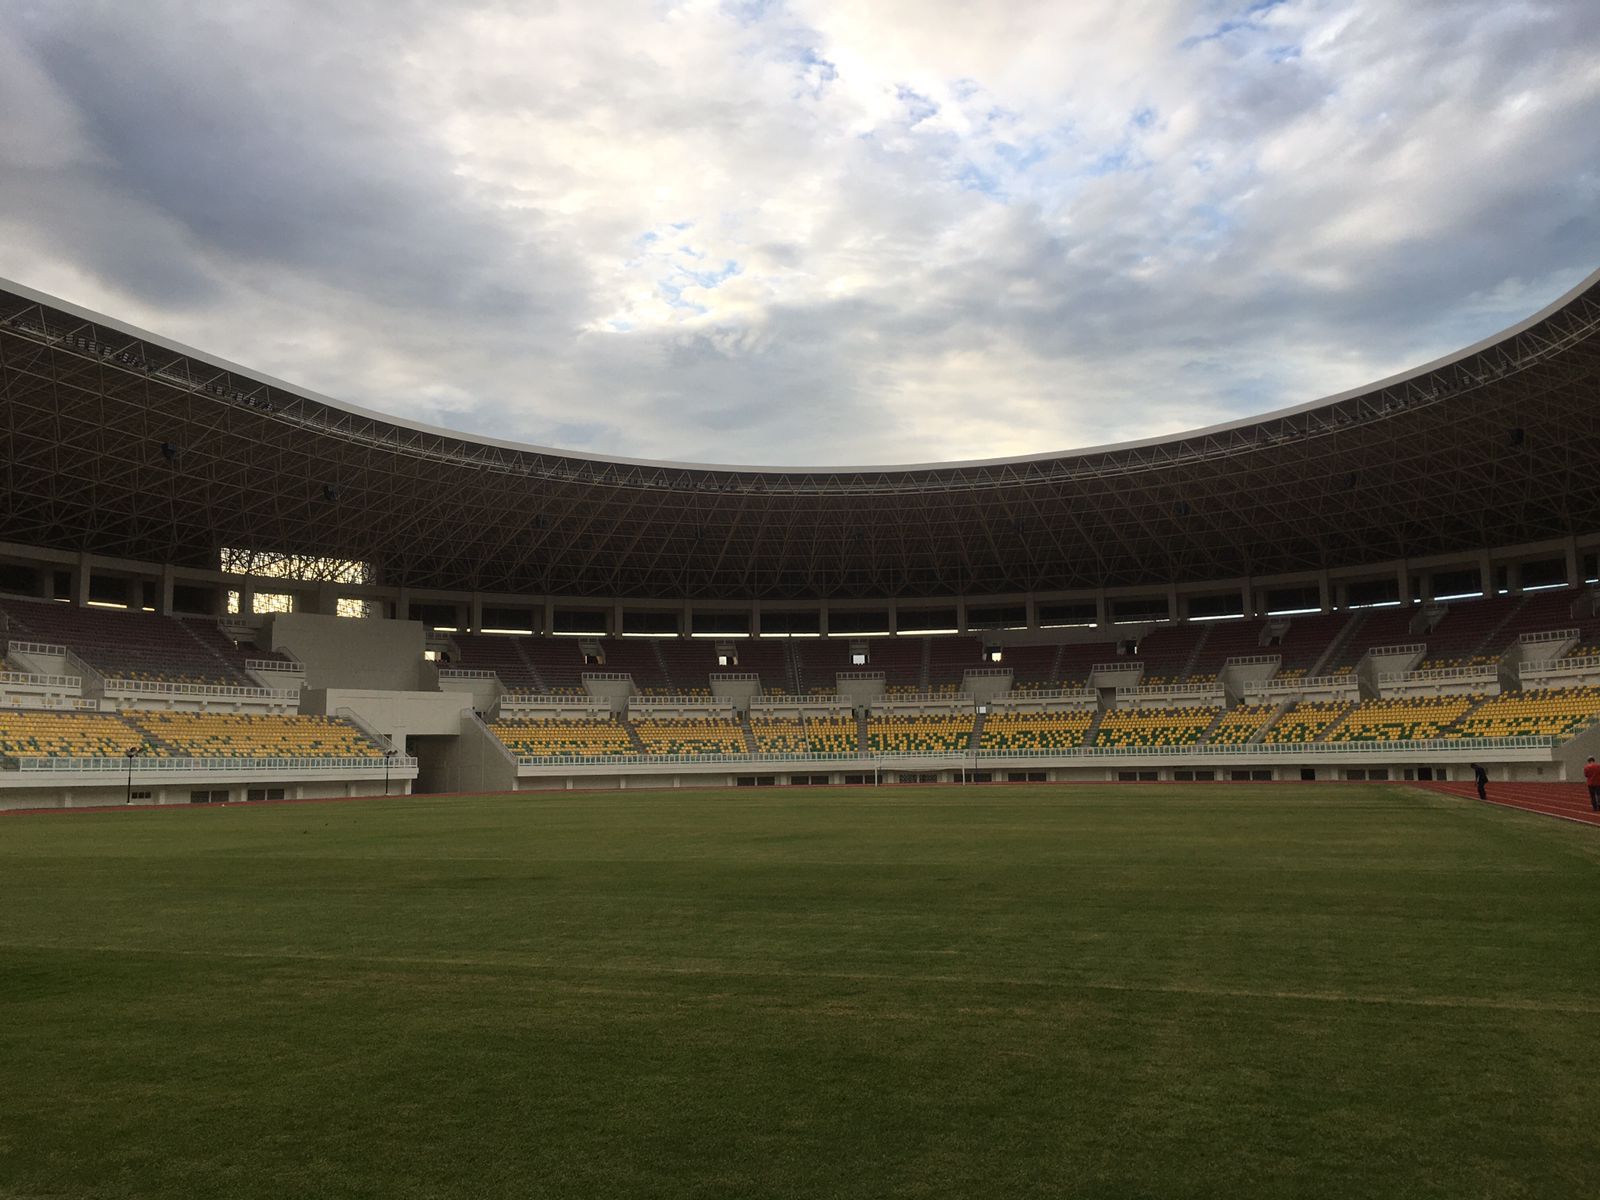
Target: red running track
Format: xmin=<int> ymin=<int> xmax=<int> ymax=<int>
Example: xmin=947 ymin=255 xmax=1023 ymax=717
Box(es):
xmin=1418 ymin=780 xmax=1600 ymax=827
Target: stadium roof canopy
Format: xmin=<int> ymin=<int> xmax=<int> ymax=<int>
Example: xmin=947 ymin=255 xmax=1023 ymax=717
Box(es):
xmin=2 ymin=271 xmax=1599 ymax=601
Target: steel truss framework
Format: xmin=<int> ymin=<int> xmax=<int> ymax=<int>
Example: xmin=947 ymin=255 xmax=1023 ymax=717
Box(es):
xmin=2 ymin=275 xmax=1599 ymax=602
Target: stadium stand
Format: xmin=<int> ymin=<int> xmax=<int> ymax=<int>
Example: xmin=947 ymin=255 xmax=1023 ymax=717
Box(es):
xmin=1131 ymin=625 xmax=1204 ymax=685
xmin=1261 ymin=610 xmax=1350 ymax=676
xmin=996 ymin=643 xmax=1062 ymax=690
xmin=1205 ymin=704 xmax=1274 ymax=744
xmin=1491 ymin=588 xmax=1600 ymax=660
xmin=450 ymin=634 xmax=543 ymax=692
xmin=803 ymin=715 xmax=859 ymax=753
xmin=517 ymin=639 xmax=589 ymax=693
xmin=0 ymin=598 xmax=270 ymax=686
xmin=1057 ymin=640 xmax=1123 ymax=686
xmin=652 ymin=639 xmax=717 ymax=695
xmin=1185 ymin=619 xmax=1272 ymax=681
xmin=489 ymin=717 xmax=635 ymax=757
xmin=129 ymin=712 xmax=385 ymax=758
xmin=1447 ymin=687 xmax=1600 ymax=740
xmin=860 ymin=638 xmax=923 ymax=689
xmin=1417 ymin=593 xmax=1523 ymax=668
xmin=1261 ymin=701 xmax=1352 ymax=744
xmin=632 ymin=717 xmax=746 ymax=755
xmin=867 ymin=714 xmax=975 ymax=753
xmin=1324 ymin=606 xmax=1421 ymax=672
xmin=0 ymin=709 xmax=143 ymax=759
xmin=979 ymin=710 xmax=1093 ymax=751
xmin=724 ymin=639 xmax=793 ymax=694
xmin=749 ymin=717 xmax=809 ymax=753
xmin=927 ymin=636 xmax=983 ymax=689
xmin=596 ymin=639 xmax=671 ymax=692
xmin=1325 ymin=695 xmax=1481 ymax=742
xmin=791 ymin=639 xmax=854 ymax=694
xmin=1095 ymin=706 xmax=1218 ymax=748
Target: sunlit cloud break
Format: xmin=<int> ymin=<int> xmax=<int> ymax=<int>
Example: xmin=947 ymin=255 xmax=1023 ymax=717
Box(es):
xmin=1 ymin=0 xmax=1597 ymax=465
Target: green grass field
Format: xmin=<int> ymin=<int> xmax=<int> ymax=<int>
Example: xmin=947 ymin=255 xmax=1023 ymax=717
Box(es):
xmin=2 ymin=784 xmax=1598 ymax=1199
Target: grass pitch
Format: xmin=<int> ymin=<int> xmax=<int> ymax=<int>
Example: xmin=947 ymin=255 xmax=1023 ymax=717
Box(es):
xmin=2 ymin=784 xmax=1597 ymax=1199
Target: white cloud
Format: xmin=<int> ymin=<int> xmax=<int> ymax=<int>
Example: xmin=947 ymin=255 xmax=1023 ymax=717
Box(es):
xmin=0 ymin=0 xmax=1596 ymax=465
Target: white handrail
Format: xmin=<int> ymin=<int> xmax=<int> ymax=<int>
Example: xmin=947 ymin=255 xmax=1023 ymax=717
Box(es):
xmin=246 ymin=657 xmax=304 ymax=674
xmin=6 ymin=754 xmax=418 ymax=773
xmin=0 ymin=669 xmax=80 ymax=688
xmin=5 ymin=640 xmax=69 ymax=657
xmin=499 ymin=735 xmax=1558 ymax=768
xmin=1520 ymin=628 xmax=1577 ymax=644
xmin=101 ymin=678 xmax=299 ymax=701
xmin=1378 ymin=664 xmax=1497 ymax=683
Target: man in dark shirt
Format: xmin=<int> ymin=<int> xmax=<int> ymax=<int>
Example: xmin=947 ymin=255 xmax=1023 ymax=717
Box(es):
xmin=1471 ymin=763 xmax=1488 ymax=801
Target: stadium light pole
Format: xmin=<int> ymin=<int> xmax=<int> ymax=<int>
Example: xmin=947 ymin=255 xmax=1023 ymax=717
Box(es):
xmin=124 ymin=744 xmax=140 ymax=805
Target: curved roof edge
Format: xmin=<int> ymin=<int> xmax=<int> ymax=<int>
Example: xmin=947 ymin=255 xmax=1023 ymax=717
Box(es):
xmin=4 ymin=266 xmax=1598 ymax=475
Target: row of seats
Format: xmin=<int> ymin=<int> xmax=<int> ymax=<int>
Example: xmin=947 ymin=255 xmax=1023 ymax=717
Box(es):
xmin=128 ymin=712 xmax=386 ymax=758
xmin=484 ymin=689 xmax=1600 ymax=758
xmin=979 ymin=711 xmax=1093 ymax=751
xmin=867 ymin=715 xmax=972 ymax=753
xmin=1326 ymin=695 xmax=1479 ymax=743
xmin=0 ymin=710 xmax=384 ymax=760
xmin=633 ymin=718 xmax=744 ymax=755
xmin=1095 ymin=707 xmax=1217 ymax=748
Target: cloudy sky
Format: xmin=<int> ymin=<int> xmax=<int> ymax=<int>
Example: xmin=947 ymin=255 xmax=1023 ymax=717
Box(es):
xmin=2 ymin=1 xmax=1597 ymax=466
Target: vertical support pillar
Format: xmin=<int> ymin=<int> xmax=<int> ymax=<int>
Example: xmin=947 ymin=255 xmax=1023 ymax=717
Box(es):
xmin=1479 ymin=552 xmax=1495 ymax=598
xmin=468 ymin=594 xmax=483 ymax=635
xmin=681 ymin=600 xmax=693 ymax=639
xmin=1396 ymin=563 xmax=1411 ymax=606
xmin=1565 ymin=538 xmax=1581 ymax=588
xmin=886 ymin=600 xmax=898 ymax=634
xmin=1240 ymin=580 xmax=1253 ymax=620
xmin=1024 ymin=595 xmax=1038 ymax=630
xmin=542 ymin=598 xmax=555 ymax=636
xmin=955 ymin=598 xmax=968 ymax=634
xmin=749 ymin=602 xmax=761 ymax=638
xmin=74 ymin=553 xmax=92 ymax=607
xmin=1094 ymin=591 xmax=1108 ymax=628
xmin=158 ymin=566 xmax=176 ymax=616
xmin=818 ymin=604 xmax=830 ymax=637
xmin=1317 ymin=571 xmax=1332 ymax=613
xmin=612 ymin=601 xmax=624 ymax=637
xmin=1166 ymin=584 xmax=1179 ymax=623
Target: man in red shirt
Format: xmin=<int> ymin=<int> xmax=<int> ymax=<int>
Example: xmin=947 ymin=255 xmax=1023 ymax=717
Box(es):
xmin=1585 ymin=756 xmax=1600 ymax=813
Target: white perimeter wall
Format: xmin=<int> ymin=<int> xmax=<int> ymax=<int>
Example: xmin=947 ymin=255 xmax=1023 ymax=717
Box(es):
xmin=266 ymin=613 xmax=425 ymax=691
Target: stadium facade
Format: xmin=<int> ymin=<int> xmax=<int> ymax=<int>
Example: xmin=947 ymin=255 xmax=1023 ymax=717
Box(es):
xmin=2 ymin=272 xmax=1599 ymax=810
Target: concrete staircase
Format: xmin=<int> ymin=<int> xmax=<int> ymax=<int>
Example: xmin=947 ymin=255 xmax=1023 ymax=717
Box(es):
xmin=969 ymin=708 xmax=988 ymax=752
xmin=738 ymin=715 xmax=759 ymax=754
xmin=1249 ymin=697 xmax=1297 ymax=744
xmin=1309 ymin=610 xmax=1365 ymax=677
xmin=1474 ymin=593 xmax=1529 ymax=661
xmin=1082 ymin=708 xmax=1107 ymax=747
xmin=856 ymin=709 xmax=871 ymax=753
xmin=621 ymin=716 xmax=647 ymax=754
xmin=1178 ymin=624 xmax=1212 ymax=682
xmin=1197 ymin=706 xmax=1229 ymax=744
xmin=514 ymin=640 xmax=547 ymax=692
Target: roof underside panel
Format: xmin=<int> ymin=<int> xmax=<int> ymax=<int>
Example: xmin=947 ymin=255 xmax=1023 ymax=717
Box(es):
xmin=2 ymin=279 xmax=1599 ymax=600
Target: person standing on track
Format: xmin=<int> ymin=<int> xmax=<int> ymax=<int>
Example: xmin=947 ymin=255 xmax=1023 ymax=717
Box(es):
xmin=1472 ymin=763 xmax=1488 ymax=801
xmin=1584 ymin=756 xmax=1600 ymax=812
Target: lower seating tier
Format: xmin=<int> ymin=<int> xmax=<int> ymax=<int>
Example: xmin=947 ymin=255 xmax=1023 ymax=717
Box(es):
xmin=980 ymin=711 xmax=1092 ymax=751
xmin=1095 ymin=707 xmax=1218 ymax=748
xmin=490 ymin=717 xmax=635 ymax=757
